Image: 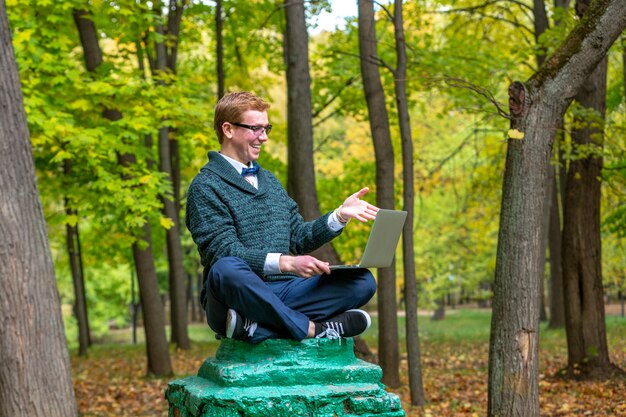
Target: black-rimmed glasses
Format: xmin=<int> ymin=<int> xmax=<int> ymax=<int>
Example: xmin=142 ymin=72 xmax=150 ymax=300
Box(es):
xmin=230 ymin=122 xmax=272 ymax=136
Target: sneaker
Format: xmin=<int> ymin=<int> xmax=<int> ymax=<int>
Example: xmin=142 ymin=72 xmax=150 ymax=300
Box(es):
xmin=225 ymin=308 xmax=257 ymax=341
xmin=315 ymin=309 xmax=371 ymax=339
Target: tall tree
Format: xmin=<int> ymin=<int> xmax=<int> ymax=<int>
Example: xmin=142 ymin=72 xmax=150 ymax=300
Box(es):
xmin=488 ymin=1 xmax=626 ymax=415
xmin=0 ymin=1 xmax=78 ymax=414
xmin=283 ymin=0 xmax=340 ymax=264
xmin=215 ymin=0 xmax=225 ymax=99
xmin=392 ymin=0 xmax=425 ymax=406
xmin=561 ymin=0 xmax=617 ymax=380
xmin=150 ymin=0 xmax=191 ymax=350
xmin=548 ymin=150 xmax=566 ymax=328
xmin=533 ymin=0 xmax=550 ymax=323
xmin=73 ymin=7 xmax=173 ymax=376
xmin=547 ymin=0 xmax=572 ymax=329
xmin=357 ymin=0 xmax=400 ymax=388
xmin=64 ymin=159 xmax=91 ymax=356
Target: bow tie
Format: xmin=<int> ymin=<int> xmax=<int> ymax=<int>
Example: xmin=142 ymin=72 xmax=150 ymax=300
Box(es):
xmin=241 ymin=164 xmax=260 ymax=177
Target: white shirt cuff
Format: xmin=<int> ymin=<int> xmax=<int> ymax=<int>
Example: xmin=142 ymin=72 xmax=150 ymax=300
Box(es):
xmin=264 ymin=253 xmax=282 ymax=275
xmin=328 ymin=210 xmax=346 ymax=232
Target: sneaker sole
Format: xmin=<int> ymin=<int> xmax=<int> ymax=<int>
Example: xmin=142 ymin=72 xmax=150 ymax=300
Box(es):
xmin=225 ymin=309 xmax=237 ymax=339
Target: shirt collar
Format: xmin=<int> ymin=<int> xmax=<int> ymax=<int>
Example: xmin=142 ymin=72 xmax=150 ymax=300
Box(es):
xmin=218 ymin=152 xmax=254 ymax=174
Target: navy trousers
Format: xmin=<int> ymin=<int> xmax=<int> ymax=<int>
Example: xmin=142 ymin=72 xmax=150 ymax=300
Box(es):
xmin=203 ymin=256 xmax=377 ymax=344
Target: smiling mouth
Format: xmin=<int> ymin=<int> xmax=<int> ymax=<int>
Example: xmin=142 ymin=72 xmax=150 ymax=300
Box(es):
xmin=251 ymin=144 xmax=262 ymax=149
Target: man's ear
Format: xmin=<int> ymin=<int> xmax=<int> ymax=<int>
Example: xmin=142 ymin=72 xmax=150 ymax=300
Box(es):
xmin=222 ymin=122 xmax=233 ymax=139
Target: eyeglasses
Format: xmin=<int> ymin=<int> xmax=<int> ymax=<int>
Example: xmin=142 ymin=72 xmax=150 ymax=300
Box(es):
xmin=230 ymin=122 xmax=272 ymax=136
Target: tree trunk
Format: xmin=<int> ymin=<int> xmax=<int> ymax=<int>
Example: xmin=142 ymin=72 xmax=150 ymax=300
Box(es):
xmin=487 ymin=1 xmax=626 ymax=414
xmin=215 ymin=0 xmax=224 ymax=99
xmin=188 ymin=272 xmax=197 ymax=323
xmin=64 ymin=196 xmax=90 ymax=356
xmin=358 ymin=0 xmax=400 ymax=388
xmin=538 ymin=190 xmax=550 ymax=323
xmin=535 ymin=0 xmax=569 ymax=328
xmin=0 ymin=3 xmax=78 ymax=413
xmin=73 ymin=7 xmax=173 ymax=375
xmin=393 ymin=0 xmax=425 ymax=405
xmin=196 ymin=269 xmax=204 ymax=320
xmin=283 ymin=0 xmax=340 ymax=264
xmin=431 ymin=297 xmax=445 ymax=321
xmin=548 ymin=162 xmax=565 ymax=328
xmin=562 ymin=56 xmax=612 ymax=378
xmin=546 ymin=0 xmax=571 ymax=329
xmin=131 ymin=223 xmax=174 ymax=376
xmin=532 ymin=0 xmax=551 ymax=325
xmin=561 ymin=0 xmax=613 ymax=377
xmin=152 ymin=1 xmax=190 ymax=349
xmin=171 ymin=137 xmax=181 ymax=214
xmin=533 ymin=0 xmax=549 ymax=67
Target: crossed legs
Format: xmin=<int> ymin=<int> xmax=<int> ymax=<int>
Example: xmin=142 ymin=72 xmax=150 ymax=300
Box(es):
xmin=203 ymin=256 xmax=376 ymax=344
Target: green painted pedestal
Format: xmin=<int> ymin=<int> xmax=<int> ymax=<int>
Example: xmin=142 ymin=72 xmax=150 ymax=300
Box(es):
xmin=165 ymin=338 xmax=405 ymax=417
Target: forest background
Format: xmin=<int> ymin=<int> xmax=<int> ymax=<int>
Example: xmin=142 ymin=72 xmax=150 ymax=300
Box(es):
xmin=3 ymin=0 xmax=626 ymax=415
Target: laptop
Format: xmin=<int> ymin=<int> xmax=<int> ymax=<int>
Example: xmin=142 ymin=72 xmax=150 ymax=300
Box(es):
xmin=330 ymin=209 xmax=408 ymax=270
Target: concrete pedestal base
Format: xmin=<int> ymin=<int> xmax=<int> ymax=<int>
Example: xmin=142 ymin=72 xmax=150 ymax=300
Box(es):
xmin=165 ymin=338 xmax=405 ymax=416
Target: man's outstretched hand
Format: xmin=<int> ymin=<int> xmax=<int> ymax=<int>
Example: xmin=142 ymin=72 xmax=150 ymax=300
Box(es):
xmin=339 ymin=187 xmax=379 ymax=222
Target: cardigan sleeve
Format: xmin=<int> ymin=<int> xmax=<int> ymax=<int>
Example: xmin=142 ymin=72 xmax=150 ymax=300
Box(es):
xmin=266 ymin=178 xmax=342 ymax=255
xmin=185 ymin=177 xmax=268 ymax=276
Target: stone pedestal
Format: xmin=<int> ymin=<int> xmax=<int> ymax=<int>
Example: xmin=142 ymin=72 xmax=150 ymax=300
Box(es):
xmin=165 ymin=338 xmax=405 ymax=416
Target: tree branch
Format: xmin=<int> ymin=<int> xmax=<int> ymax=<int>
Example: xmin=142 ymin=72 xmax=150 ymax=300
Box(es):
xmin=312 ymin=75 xmax=357 ymax=119
xmin=431 ymin=0 xmax=533 ymax=14
xmin=432 ymin=77 xmax=510 ymax=119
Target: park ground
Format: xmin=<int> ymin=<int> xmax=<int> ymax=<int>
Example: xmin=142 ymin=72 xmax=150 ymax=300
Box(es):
xmin=72 ymin=306 xmax=626 ymax=416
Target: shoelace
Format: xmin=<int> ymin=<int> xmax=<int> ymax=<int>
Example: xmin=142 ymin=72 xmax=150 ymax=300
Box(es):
xmin=326 ymin=321 xmax=344 ymax=335
xmin=315 ymin=328 xmax=341 ymax=339
xmin=243 ymin=318 xmax=257 ymax=338
xmin=315 ymin=320 xmax=345 ymax=340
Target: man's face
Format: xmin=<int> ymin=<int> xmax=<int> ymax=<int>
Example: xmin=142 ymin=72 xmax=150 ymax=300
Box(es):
xmin=221 ymin=110 xmax=269 ymax=164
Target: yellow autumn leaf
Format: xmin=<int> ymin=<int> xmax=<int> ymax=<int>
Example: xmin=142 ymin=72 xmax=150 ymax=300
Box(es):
xmin=66 ymin=215 xmax=78 ymax=227
xmin=507 ymin=129 xmax=525 ymax=140
xmin=159 ymin=217 xmax=174 ymax=230
xmin=139 ymin=175 xmax=151 ymax=185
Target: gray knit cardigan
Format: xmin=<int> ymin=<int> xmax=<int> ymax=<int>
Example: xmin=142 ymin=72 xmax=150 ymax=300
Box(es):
xmin=186 ymin=151 xmax=341 ymax=282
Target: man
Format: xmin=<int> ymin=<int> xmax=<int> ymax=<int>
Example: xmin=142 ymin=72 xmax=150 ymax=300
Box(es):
xmin=186 ymin=91 xmax=379 ymax=344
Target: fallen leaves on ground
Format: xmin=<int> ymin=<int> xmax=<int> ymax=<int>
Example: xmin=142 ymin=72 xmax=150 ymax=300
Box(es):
xmin=395 ymin=340 xmax=626 ymax=416
xmin=72 ymin=328 xmax=626 ymax=416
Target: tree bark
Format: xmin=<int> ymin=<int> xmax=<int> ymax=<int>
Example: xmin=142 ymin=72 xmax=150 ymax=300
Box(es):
xmin=487 ymin=1 xmax=626 ymax=415
xmin=545 ymin=1 xmax=570 ymax=329
xmin=431 ymin=297 xmax=446 ymax=321
xmin=73 ymin=7 xmax=173 ymax=375
xmin=63 ymin=157 xmax=91 ymax=356
xmin=64 ymin=194 xmax=90 ymax=356
xmin=561 ymin=0 xmax=613 ymax=378
xmin=0 ymin=2 xmax=78 ymax=414
xmin=548 ymin=159 xmax=565 ymax=328
xmin=533 ymin=0 xmax=549 ymax=67
xmin=283 ymin=0 xmax=340 ymax=264
xmin=215 ymin=0 xmax=225 ymax=99
xmin=532 ymin=0 xmax=551 ymax=325
xmin=152 ymin=1 xmax=191 ymax=349
xmin=131 ymin=222 xmax=174 ymax=376
xmin=358 ymin=0 xmax=400 ymax=388
xmin=393 ymin=0 xmax=425 ymax=405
